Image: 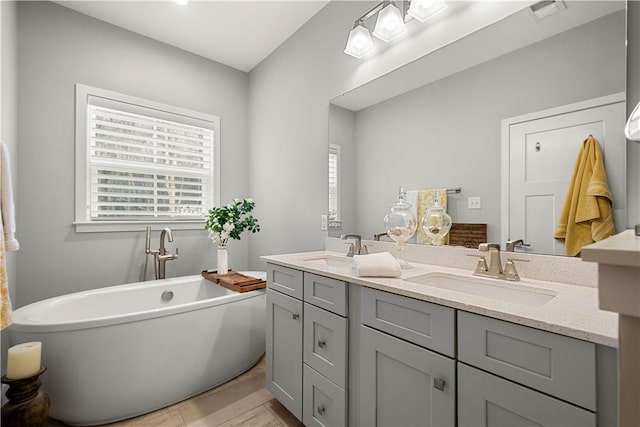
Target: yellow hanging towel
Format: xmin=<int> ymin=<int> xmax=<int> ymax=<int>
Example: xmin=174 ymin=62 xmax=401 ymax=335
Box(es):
xmin=554 ymin=136 xmax=615 ymax=256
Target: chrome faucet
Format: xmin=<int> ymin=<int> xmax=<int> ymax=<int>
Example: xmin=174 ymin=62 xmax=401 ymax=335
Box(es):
xmin=505 ymin=239 xmax=530 ymax=252
xmin=373 ymin=232 xmax=391 ymax=241
xmin=341 ymin=234 xmax=364 ymax=257
xmin=468 ymin=243 xmax=504 ymax=279
xmin=155 ymin=227 xmax=178 ymax=279
xmin=469 ymin=242 xmax=528 ymax=281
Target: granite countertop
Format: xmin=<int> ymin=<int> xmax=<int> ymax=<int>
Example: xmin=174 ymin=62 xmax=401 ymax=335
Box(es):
xmin=262 ymin=250 xmax=618 ymax=348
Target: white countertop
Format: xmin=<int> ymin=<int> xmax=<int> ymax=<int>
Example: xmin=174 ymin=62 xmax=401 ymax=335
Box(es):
xmin=582 ymin=229 xmax=640 ymax=267
xmin=262 ymin=250 xmax=618 ymax=348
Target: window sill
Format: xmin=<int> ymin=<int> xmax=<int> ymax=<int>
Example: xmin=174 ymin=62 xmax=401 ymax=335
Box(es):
xmin=74 ymin=220 xmax=205 ymax=233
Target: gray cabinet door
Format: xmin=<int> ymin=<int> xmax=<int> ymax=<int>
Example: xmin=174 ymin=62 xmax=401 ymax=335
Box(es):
xmin=266 ymin=289 xmax=303 ymax=420
xmin=359 ymin=325 xmax=455 ymax=427
xmin=458 ymin=363 xmax=596 ymax=427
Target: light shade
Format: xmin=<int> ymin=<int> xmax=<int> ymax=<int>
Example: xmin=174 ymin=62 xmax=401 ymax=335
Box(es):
xmin=407 ymin=0 xmax=447 ymax=22
xmin=625 ymin=101 xmax=640 ymax=141
xmin=344 ymin=24 xmax=375 ymax=58
xmin=373 ymin=2 xmax=407 ymax=42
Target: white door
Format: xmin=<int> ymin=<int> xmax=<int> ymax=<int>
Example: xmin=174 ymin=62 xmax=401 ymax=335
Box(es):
xmin=503 ymin=95 xmax=626 ymax=255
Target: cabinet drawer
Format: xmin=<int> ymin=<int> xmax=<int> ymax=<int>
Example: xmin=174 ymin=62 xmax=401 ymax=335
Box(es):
xmin=267 ymin=264 xmax=303 ymax=299
xmin=304 ymin=272 xmax=348 ymax=316
xmin=303 ymin=303 xmax=348 ymax=388
xmin=458 ymin=363 xmax=595 ymax=427
xmin=458 ymin=311 xmax=596 ymax=411
xmin=303 ymin=364 xmax=347 ymax=427
xmin=361 ymin=287 xmax=455 ymax=357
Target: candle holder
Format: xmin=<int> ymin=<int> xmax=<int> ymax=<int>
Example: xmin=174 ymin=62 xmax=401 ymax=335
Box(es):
xmin=1 ymin=366 xmax=50 ymax=427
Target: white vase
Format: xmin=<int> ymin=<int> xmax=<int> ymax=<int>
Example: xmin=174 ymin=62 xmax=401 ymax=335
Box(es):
xmin=217 ymin=246 xmax=229 ymax=274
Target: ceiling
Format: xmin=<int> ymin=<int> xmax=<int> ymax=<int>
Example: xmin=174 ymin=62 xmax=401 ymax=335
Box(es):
xmin=54 ymin=0 xmax=331 ymax=72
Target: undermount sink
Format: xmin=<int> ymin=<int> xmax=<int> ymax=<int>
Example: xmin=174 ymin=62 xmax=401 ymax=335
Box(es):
xmin=404 ymin=273 xmax=558 ymax=307
xmin=302 ymin=255 xmax=354 ymax=268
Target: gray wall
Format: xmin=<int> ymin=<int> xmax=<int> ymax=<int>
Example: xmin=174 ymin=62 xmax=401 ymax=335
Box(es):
xmin=350 ymin=11 xmax=625 ymax=243
xmin=16 ymin=2 xmax=250 ymax=306
xmin=328 ymin=105 xmax=356 ymax=235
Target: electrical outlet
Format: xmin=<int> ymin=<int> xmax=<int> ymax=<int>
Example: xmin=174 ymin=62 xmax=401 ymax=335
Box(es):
xmin=468 ymin=197 xmax=481 ymax=209
xmin=321 ymin=214 xmax=328 ymax=231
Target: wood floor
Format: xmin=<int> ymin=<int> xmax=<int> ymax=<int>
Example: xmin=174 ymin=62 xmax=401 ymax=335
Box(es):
xmin=44 ymin=357 xmax=303 ymax=427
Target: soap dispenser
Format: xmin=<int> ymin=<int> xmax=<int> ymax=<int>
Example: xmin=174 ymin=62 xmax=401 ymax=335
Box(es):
xmin=421 ymin=192 xmax=452 ymax=246
xmin=383 ymin=186 xmax=416 ymax=269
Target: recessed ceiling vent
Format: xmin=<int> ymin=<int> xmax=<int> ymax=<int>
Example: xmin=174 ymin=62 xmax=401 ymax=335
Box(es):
xmin=528 ymin=0 xmax=567 ymax=22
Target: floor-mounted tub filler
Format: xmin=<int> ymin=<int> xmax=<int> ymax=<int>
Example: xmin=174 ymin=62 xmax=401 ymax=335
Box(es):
xmin=9 ymin=273 xmax=267 ymax=426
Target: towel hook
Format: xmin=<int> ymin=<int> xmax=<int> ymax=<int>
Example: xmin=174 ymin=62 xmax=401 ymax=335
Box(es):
xmin=535 ymin=142 xmax=541 ymax=152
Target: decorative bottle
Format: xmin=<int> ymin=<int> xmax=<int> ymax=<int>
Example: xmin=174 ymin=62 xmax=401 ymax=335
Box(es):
xmin=383 ymin=186 xmax=416 ymax=269
xmin=421 ymin=192 xmax=452 ymax=246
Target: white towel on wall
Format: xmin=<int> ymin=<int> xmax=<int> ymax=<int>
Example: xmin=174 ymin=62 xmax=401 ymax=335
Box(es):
xmin=352 ymin=252 xmax=401 ymax=277
xmin=1 ymin=142 xmax=19 ymax=251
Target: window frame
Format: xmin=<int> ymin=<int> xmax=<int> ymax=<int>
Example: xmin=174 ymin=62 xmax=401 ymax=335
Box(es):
xmin=328 ymin=143 xmax=341 ymax=225
xmin=74 ymin=83 xmax=220 ymax=233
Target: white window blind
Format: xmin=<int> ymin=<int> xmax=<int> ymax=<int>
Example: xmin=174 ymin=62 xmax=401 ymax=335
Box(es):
xmin=329 ymin=143 xmax=340 ymax=221
xmin=75 ymin=84 xmax=220 ymax=232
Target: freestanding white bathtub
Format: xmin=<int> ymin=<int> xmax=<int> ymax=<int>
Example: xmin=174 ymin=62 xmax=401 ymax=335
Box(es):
xmin=9 ymin=273 xmax=266 ymax=426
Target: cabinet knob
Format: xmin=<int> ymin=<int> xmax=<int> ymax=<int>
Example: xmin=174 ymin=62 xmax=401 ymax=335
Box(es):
xmin=317 ymin=406 xmax=326 ymax=415
xmin=292 ymin=313 xmax=300 ymax=320
xmin=317 ymin=339 xmax=326 ymax=348
xmin=434 ymin=378 xmax=446 ymax=391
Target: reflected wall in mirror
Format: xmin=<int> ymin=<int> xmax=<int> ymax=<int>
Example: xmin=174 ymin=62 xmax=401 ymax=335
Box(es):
xmin=328 ymin=1 xmax=627 ymax=256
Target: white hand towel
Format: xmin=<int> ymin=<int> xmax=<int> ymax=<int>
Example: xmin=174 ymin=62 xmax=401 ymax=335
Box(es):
xmin=353 ymin=252 xmax=401 ymax=278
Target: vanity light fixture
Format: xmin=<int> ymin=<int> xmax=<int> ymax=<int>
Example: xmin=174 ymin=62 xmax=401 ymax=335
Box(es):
xmin=344 ymin=22 xmax=375 ymax=58
xmin=407 ymin=0 xmax=447 ymax=22
xmin=344 ymin=0 xmax=446 ymax=59
xmin=373 ymin=1 xmax=407 ymax=42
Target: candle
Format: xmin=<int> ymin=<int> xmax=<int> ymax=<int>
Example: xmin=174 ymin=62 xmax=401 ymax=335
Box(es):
xmin=6 ymin=342 xmax=42 ymax=379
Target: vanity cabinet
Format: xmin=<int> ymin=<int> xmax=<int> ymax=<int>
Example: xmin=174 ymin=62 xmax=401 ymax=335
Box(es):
xmin=266 ymin=264 xmax=348 ymax=426
xmin=458 ymin=311 xmax=597 ymax=427
xmin=358 ymin=287 xmax=456 ymax=427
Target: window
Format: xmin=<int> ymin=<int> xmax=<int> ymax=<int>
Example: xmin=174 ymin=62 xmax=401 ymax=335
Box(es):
xmin=328 ymin=143 xmax=341 ymax=222
xmin=75 ymin=84 xmax=220 ymax=232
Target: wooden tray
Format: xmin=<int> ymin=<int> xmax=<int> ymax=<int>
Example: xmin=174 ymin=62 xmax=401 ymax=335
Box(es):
xmin=201 ymin=270 xmax=266 ymax=293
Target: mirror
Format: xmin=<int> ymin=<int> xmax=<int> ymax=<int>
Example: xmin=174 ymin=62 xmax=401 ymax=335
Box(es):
xmin=328 ymin=1 xmax=627 ymax=256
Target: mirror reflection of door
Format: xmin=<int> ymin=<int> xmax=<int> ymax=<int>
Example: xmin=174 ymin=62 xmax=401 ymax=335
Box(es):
xmin=504 ymin=94 xmax=626 ymax=256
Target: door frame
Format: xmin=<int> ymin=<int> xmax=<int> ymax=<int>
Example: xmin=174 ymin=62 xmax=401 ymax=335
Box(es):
xmin=500 ymin=92 xmax=626 ymax=249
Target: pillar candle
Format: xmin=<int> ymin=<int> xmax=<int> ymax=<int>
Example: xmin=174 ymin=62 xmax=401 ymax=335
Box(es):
xmin=6 ymin=342 xmax=42 ymax=379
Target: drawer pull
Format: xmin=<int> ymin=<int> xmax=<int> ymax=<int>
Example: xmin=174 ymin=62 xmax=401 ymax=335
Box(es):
xmin=292 ymin=313 xmax=300 ymax=320
xmin=434 ymin=378 xmax=446 ymax=391
xmin=317 ymin=406 xmax=326 ymax=415
xmin=317 ymin=339 xmax=326 ymax=348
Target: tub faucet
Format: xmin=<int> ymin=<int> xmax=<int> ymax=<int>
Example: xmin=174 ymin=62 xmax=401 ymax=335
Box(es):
xmin=505 ymin=239 xmax=530 ymax=252
xmin=155 ymin=228 xmax=179 ymax=280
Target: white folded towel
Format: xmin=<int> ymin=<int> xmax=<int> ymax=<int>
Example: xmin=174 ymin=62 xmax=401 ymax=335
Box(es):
xmin=353 ymin=252 xmax=401 ymax=278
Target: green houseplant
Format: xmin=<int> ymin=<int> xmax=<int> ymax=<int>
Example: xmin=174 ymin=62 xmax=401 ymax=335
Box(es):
xmin=204 ymin=198 xmax=260 ymax=273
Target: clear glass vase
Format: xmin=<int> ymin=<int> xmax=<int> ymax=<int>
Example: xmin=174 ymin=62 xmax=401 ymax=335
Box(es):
xmin=383 ymin=187 xmax=416 ymax=269
xmin=421 ymin=193 xmax=452 ymax=246
xmin=217 ymin=245 xmax=229 ymax=274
